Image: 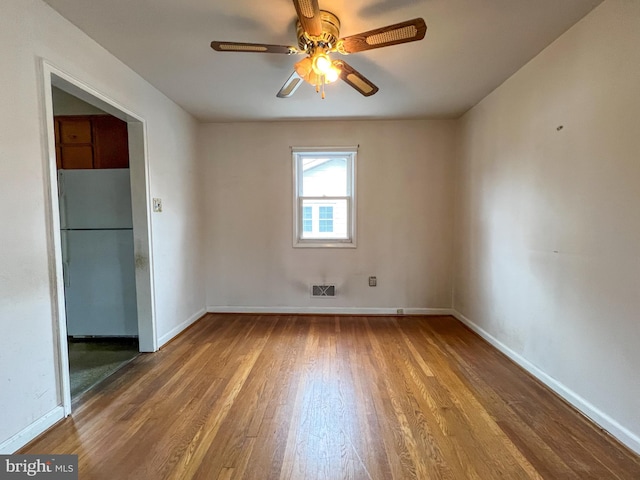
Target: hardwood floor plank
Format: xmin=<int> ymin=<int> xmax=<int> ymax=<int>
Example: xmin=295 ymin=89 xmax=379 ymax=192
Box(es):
xmin=399 ymin=320 xmax=543 ymax=478
xmin=242 ymin=317 xmax=307 ymax=480
xmin=344 ymin=318 xmax=393 ymax=480
xmin=21 ymin=314 xmax=640 ymax=479
xmin=173 ymin=318 xmax=278 ymax=480
xmin=365 ymin=317 xmax=455 ymax=480
xmin=420 ymin=318 xmax=637 ymax=479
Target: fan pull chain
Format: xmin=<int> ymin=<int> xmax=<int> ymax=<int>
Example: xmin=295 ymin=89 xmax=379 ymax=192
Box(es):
xmin=313 ymin=77 xmax=326 ymax=99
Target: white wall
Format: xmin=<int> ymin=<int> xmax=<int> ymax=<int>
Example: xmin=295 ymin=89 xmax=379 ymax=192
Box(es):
xmin=52 ymin=86 xmax=107 ymax=115
xmin=0 ymin=0 xmax=205 ymax=452
xmin=201 ymin=120 xmax=456 ymax=313
xmin=454 ymin=0 xmax=640 ymax=453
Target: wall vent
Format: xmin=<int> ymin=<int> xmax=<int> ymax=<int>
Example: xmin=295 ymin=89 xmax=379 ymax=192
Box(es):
xmin=311 ymin=284 xmax=336 ymax=297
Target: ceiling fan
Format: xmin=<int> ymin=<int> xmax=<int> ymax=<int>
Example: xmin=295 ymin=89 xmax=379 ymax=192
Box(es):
xmin=210 ymin=0 xmax=427 ymax=99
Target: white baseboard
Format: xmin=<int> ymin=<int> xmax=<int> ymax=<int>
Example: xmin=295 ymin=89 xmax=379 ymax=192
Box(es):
xmin=452 ymin=310 xmax=640 ymax=455
xmin=157 ymin=308 xmax=206 ymax=348
xmin=0 ymin=406 xmax=65 ymax=454
xmin=206 ymin=306 xmax=454 ymax=316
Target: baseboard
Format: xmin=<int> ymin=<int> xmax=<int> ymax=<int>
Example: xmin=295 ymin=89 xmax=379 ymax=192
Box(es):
xmin=0 ymin=406 xmax=65 ymax=454
xmin=452 ymin=310 xmax=640 ymax=455
xmin=157 ymin=308 xmax=206 ymax=348
xmin=206 ymin=306 xmax=454 ymax=316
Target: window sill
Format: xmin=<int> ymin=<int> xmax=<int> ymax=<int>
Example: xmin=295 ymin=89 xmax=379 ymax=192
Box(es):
xmin=293 ymin=240 xmax=357 ymax=249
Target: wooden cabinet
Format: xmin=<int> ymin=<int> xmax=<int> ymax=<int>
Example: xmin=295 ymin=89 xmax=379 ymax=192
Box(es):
xmin=55 ymin=115 xmax=129 ymax=169
xmin=55 ymin=117 xmax=93 ymax=169
xmin=93 ymin=116 xmax=130 ymax=169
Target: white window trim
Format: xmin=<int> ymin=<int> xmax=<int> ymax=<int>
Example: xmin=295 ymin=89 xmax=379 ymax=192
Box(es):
xmin=292 ymin=146 xmax=357 ymax=248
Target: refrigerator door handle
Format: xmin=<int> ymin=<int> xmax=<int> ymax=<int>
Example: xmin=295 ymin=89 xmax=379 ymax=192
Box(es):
xmin=63 ymin=261 xmax=70 ymax=287
xmin=57 ymin=171 xmax=64 ymax=197
xmin=61 ymin=231 xmax=70 ymax=288
xmin=58 ymin=171 xmax=68 ymax=229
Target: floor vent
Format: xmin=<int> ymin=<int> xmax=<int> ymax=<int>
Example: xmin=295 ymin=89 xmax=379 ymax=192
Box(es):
xmin=311 ymin=285 xmax=336 ymax=297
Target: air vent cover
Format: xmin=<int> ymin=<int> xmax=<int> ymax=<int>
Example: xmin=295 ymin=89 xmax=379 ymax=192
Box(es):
xmin=311 ymin=285 xmax=336 ymax=297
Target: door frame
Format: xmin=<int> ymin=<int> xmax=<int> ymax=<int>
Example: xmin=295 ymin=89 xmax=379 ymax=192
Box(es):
xmin=40 ymin=60 xmax=158 ymax=415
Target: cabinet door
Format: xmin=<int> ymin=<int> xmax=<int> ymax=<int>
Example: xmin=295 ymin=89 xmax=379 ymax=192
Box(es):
xmin=54 ymin=115 xmax=129 ymax=169
xmin=94 ymin=116 xmax=129 ymax=169
xmin=59 ymin=146 xmax=94 ymax=169
xmin=56 ymin=117 xmax=94 ymax=169
xmin=59 ymin=119 xmax=92 ymax=144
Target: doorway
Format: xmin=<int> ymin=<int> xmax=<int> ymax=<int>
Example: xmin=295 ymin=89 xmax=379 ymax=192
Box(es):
xmin=53 ymin=87 xmax=140 ymax=399
xmin=42 ymin=62 xmax=157 ymax=413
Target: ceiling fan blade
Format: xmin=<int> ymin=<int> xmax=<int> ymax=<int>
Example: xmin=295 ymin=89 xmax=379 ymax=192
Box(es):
xmin=334 ymin=60 xmax=379 ymax=97
xmin=277 ymin=71 xmax=304 ymax=98
xmin=338 ymin=18 xmax=427 ymax=54
xmin=211 ymin=41 xmax=299 ymax=55
xmin=292 ymin=0 xmax=322 ymax=37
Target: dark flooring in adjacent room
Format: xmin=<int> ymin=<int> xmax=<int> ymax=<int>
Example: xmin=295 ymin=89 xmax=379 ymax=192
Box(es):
xmin=68 ymin=337 xmax=139 ymax=398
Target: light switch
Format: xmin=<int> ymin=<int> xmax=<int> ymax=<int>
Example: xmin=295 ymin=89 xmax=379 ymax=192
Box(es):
xmin=153 ymin=198 xmax=162 ymax=213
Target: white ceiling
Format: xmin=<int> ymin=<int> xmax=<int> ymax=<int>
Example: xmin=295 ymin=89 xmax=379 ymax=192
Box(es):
xmin=42 ymin=0 xmax=602 ymax=122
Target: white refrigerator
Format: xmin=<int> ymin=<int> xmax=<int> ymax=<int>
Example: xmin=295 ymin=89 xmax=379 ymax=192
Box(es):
xmin=59 ymin=169 xmax=138 ymax=337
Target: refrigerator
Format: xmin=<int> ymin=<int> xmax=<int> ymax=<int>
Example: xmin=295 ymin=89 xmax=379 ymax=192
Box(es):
xmin=59 ymin=169 xmax=138 ymax=337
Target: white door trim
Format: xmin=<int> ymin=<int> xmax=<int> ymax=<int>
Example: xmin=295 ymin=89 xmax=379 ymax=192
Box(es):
xmin=39 ymin=59 xmax=158 ymax=416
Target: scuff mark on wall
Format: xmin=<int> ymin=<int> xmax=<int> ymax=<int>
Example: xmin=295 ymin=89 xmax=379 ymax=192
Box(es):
xmin=135 ymin=254 xmax=148 ymax=270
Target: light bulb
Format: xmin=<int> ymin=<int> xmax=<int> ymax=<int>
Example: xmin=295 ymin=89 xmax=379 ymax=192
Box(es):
xmin=312 ymin=53 xmax=332 ymax=76
xmin=325 ymin=65 xmax=340 ymax=83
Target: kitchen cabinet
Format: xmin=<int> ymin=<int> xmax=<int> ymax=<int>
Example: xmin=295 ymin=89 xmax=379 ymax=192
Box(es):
xmin=55 ymin=115 xmax=129 ymax=169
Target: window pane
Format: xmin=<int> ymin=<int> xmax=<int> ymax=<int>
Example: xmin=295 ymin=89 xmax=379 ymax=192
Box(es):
xmin=302 ymin=206 xmax=312 ymax=232
xmin=319 ymin=206 xmax=333 ymax=232
xmin=301 ymin=157 xmax=347 ymax=196
xmin=300 ymin=199 xmax=347 ymax=239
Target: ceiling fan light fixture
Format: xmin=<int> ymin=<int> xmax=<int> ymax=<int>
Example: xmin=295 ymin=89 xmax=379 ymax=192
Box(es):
xmin=211 ymin=3 xmax=426 ymax=99
xmin=294 ymin=56 xmax=313 ymax=78
xmin=312 ymin=51 xmax=332 ymax=75
xmin=295 ymin=53 xmax=339 ymax=88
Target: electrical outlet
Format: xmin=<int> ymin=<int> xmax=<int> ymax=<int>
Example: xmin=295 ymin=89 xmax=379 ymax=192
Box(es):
xmin=153 ymin=198 xmax=162 ymax=213
xmin=368 ymin=276 xmax=377 ymax=287
xmin=397 ymin=308 xmax=404 ymax=315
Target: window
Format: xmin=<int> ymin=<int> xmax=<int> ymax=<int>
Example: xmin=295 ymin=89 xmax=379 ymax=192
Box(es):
xmin=293 ymin=147 xmax=357 ymax=248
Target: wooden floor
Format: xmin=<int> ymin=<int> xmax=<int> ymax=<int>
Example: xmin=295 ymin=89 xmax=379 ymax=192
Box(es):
xmin=23 ymin=314 xmax=640 ymax=479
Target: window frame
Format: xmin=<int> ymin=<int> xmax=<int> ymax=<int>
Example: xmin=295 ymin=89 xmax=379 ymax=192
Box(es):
xmin=292 ymin=146 xmax=357 ymax=248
